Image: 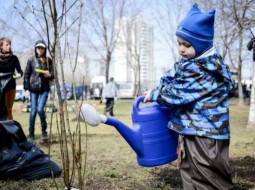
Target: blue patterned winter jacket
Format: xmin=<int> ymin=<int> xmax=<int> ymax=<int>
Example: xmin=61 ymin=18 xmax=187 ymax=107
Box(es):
xmin=150 ymin=51 xmax=234 ymax=139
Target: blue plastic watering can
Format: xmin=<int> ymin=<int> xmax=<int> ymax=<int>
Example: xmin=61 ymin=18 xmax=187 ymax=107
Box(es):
xmin=80 ymin=96 xmax=179 ymax=167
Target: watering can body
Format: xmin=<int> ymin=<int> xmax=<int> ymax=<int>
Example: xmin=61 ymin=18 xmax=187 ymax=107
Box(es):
xmin=105 ymin=96 xmax=179 ymax=167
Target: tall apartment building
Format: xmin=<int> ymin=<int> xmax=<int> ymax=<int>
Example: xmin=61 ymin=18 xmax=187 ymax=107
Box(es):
xmin=111 ymin=17 xmax=155 ymax=88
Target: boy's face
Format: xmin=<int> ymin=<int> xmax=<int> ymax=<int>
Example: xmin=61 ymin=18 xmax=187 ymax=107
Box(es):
xmin=177 ymin=37 xmax=195 ymax=60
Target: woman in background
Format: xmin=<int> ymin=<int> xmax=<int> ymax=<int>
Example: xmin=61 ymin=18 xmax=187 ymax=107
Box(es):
xmin=0 ymin=37 xmax=23 ymax=120
xmin=23 ymin=40 xmax=54 ymax=141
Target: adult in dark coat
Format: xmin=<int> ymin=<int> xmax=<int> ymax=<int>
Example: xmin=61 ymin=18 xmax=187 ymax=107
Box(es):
xmin=0 ymin=37 xmax=23 ymax=120
xmin=23 ymin=40 xmax=54 ymax=141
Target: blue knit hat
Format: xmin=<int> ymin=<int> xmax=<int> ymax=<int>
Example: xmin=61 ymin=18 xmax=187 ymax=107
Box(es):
xmin=176 ymin=4 xmax=216 ymax=57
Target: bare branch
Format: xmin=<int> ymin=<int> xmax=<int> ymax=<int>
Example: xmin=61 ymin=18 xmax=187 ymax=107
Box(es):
xmin=59 ymin=16 xmax=79 ymax=38
xmin=57 ymin=0 xmax=79 ymax=22
xmin=13 ymin=5 xmax=44 ymax=40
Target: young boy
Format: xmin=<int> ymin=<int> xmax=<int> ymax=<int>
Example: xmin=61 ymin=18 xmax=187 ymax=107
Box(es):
xmin=144 ymin=4 xmax=234 ymax=190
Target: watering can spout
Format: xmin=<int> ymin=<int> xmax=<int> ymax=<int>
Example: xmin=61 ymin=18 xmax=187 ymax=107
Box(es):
xmin=79 ymin=104 xmax=143 ymax=156
xmin=105 ymin=117 xmax=143 ymax=156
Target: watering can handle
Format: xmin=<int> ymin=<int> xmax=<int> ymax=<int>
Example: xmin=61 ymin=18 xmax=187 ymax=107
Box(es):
xmin=133 ymin=96 xmax=145 ymax=114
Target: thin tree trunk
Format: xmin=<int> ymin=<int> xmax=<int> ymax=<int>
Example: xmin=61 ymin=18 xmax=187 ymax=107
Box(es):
xmin=105 ymin=50 xmax=111 ymax=83
xmin=247 ymin=61 xmax=255 ymax=129
xmin=237 ymin=31 xmax=244 ymax=105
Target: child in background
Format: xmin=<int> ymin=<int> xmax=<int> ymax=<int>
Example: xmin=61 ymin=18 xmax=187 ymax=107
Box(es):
xmin=144 ymin=4 xmax=234 ymax=190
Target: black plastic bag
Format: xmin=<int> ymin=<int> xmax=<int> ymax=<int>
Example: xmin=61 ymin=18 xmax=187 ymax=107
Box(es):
xmin=0 ymin=120 xmax=62 ymax=181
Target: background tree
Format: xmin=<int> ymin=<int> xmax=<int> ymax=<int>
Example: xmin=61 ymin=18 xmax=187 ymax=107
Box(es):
xmin=14 ymin=1 xmax=88 ymax=189
xmin=83 ymin=0 xmax=126 ymax=83
xmin=123 ymin=17 xmax=143 ymax=97
xmin=152 ymin=0 xmax=189 ymax=65
xmin=117 ymin=1 xmax=150 ymax=97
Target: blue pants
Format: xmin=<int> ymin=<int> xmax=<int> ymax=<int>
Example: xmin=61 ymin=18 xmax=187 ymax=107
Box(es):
xmin=29 ymin=91 xmax=48 ymax=135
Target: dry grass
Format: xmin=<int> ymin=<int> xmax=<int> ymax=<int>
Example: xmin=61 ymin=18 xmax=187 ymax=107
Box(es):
xmin=0 ymin=98 xmax=254 ymax=190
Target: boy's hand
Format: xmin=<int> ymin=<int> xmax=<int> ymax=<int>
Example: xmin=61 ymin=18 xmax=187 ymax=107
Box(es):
xmin=143 ymin=89 xmax=152 ymax=103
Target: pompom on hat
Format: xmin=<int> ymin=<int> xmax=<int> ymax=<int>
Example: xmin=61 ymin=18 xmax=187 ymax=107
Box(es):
xmin=176 ymin=4 xmax=216 ymax=57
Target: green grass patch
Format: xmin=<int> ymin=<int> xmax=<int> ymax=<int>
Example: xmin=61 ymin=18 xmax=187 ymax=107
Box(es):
xmin=0 ymin=99 xmax=254 ymax=189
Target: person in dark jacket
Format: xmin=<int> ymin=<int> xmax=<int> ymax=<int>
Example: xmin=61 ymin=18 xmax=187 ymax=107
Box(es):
xmin=23 ymin=40 xmax=54 ymax=141
xmin=0 ymin=37 xmax=23 ymax=120
xmin=144 ymin=4 xmax=234 ymax=190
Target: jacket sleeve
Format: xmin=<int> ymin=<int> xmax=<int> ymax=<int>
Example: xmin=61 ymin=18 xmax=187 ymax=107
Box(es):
xmin=14 ymin=55 xmax=23 ymax=77
xmin=48 ymin=58 xmax=54 ymax=80
xmin=23 ymin=57 xmax=33 ymax=91
xmin=151 ymin=62 xmax=219 ymax=107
